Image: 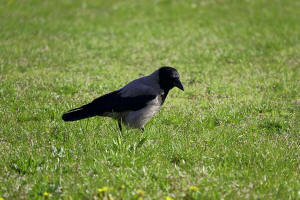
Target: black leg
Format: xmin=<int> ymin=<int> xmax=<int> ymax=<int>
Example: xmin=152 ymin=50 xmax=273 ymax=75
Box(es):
xmin=118 ymin=120 xmax=122 ymax=132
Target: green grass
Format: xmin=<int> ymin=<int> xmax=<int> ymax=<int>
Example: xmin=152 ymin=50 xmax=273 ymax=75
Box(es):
xmin=0 ymin=0 xmax=299 ymax=199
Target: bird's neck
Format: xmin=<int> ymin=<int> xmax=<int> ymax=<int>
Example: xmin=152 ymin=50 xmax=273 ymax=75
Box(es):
xmin=160 ymin=90 xmax=169 ymax=105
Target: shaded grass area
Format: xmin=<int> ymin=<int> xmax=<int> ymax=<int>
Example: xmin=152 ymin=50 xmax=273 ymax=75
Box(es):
xmin=0 ymin=0 xmax=299 ymax=199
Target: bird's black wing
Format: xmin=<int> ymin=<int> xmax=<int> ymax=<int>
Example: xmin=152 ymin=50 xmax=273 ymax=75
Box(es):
xmin=62 ymin=90 xmax=156 ymax=121
xmin=90 ymin=90 xmax=156 ymax=113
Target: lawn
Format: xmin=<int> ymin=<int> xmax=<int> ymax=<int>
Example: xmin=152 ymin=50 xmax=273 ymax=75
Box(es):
xmin=0 ymin=0 xmax=299 ymax=199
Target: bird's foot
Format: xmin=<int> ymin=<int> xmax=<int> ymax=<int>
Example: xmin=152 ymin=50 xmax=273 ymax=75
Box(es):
xmin=118 ymin=120 xmax=122 ymax=132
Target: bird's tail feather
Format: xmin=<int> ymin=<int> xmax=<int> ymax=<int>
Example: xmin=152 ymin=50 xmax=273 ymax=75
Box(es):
xmin=62 ymin=106 xmax=96 ymax=122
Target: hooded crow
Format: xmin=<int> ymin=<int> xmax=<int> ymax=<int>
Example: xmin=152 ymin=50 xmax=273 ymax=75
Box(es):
xmin=62 ymin=66 xmax=184 ymax=131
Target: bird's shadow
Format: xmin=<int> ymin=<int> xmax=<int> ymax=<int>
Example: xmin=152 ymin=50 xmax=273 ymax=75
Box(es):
xmin=129 ymin=136 xmax=148 ymax=153
xmin=110 ymin=124 xmax=148 ymax=153
xmin=77 ymin=119 xmax=149 ymax=153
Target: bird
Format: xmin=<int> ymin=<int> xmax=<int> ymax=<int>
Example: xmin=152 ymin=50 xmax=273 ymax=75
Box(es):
xmin=62 ymin=66 xmax=184 ymax=131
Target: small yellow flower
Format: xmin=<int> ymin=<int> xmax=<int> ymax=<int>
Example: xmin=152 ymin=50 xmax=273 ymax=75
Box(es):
xmin=165 ymin=196 xmax=173 ymax=200
xmin=137 ymin=197 xmax=143 ymax=200
xmin=98 ymin=186 xmax=109 ymax=194
xmin=120 ymin=184 xmax=125 ymax=189
xmin=108 ymin=196 xmax=114 ymax=200
xmin=0 ymin=197 xmax=4 ymax=200
xmin=189 ymin=186 xmax=198 ymax=192
xmin=137 ymin=189 xmax=145 ymax=196
xmin=43 ymin=192 xmax=50 ymax=198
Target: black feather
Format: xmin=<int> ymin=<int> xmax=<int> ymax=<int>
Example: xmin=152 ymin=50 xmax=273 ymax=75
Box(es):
xmin=62 ymin=106 xmax=96 ymax=121
xmin=62 ymin=90 xmax=156 ymax=122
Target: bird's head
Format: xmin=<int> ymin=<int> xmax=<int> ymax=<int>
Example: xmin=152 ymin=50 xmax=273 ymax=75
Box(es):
xmin=158 ymin=66 xmax=184 ymax=92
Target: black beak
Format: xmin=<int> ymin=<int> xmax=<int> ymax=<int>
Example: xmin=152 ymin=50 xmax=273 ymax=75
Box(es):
xmin=174 ymin=79 xmax=184 ymax=91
